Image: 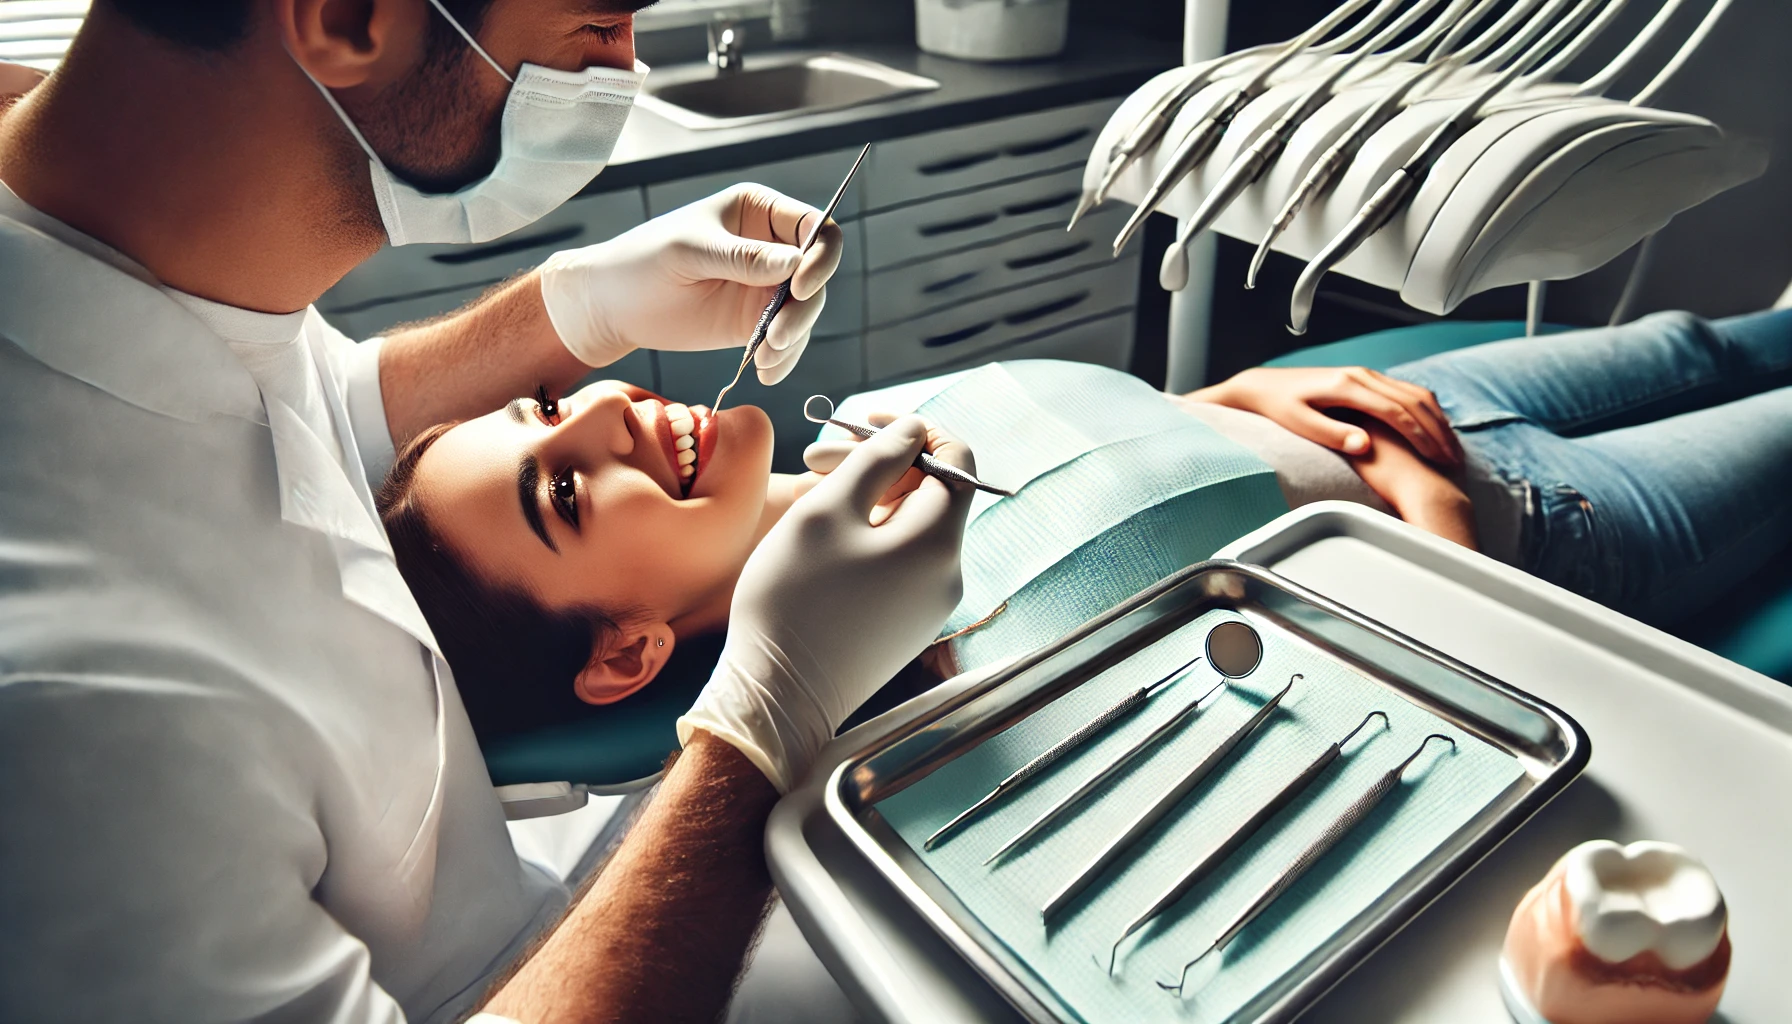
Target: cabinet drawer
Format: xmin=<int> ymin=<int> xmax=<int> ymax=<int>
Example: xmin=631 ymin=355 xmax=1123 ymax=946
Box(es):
xmin=862 ymin=98 xmax=1119 ymax=212
xmin=865 ymin=257 xmax=1139 ymax=382
xmin=646 ymin=147 xmax=866 ymax=220
xmin=656 ymin=332 xmax=863 ymax=472
xmin=866 ymin=204 xmax=1126 ymax=327
xmin=321 ymin=188 xmax=648 ymax=312
xmin=861 ymin=166 xmax=1086 ymax=272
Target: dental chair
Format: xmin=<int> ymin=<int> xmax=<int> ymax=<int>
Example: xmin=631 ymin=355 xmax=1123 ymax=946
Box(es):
xmin=486 ymin=0 xmax=1792 ymax=816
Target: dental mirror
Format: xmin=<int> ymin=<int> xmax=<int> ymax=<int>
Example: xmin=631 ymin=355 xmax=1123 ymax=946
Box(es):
xmin=1206 ymin=621 xmax=1263 ymax=678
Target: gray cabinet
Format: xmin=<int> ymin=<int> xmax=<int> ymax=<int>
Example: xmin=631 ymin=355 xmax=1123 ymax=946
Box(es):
xmin=861 ymin=99 xmax=1118 ymax=211
xmin=865 ymin=259 xmax=1138 ymax=381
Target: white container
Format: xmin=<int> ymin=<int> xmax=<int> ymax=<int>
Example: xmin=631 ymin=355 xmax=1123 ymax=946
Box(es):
xmin=914 ymin=0 xmax=1069 ymax=63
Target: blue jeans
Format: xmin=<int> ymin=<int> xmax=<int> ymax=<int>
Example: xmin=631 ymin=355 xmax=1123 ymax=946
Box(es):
xmin=1390 ymin=310 xmax=1792 ymax=625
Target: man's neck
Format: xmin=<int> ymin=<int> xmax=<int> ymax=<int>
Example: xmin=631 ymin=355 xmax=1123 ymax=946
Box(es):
xmin=0 ymin=15 xmax=384 ymax=314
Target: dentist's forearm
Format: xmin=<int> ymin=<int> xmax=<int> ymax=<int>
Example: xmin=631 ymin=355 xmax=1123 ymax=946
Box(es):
xmin=376 ymin=272 xmax=596 ymax=446
xmin=480 ymin=729 xmax=779 ymax=1024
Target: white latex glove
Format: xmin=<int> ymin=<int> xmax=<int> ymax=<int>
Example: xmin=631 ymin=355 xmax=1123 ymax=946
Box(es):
xmin=539 ymin=183 xmax=843 ymax=384
xmin=678 ymin=416 xmax=976 ymax=793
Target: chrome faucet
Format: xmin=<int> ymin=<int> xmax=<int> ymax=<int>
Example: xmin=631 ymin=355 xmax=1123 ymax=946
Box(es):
xmin=708 ymin=18 xmax=744 ymax=75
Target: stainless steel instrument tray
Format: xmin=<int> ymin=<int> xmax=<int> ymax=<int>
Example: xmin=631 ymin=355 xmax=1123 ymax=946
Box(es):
xmin=823 ymin=560 xmax=1589 ymax=1024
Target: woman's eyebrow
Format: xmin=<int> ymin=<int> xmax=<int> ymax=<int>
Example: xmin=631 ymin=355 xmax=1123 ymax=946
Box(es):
xmin=505 ymin=398 xmax=531 ymax=424
xmin=516 ymin=453 xmax=558 ymax=554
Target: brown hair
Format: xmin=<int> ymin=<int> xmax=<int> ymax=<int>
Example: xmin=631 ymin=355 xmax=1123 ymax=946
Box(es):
xmin=377 ymin=424 xmax=621 ymax=743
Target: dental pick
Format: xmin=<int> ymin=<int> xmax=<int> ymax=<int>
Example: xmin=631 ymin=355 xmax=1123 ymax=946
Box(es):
xmin=714 ymin=143 xmax=869 ymax=412
xmin=984 ymin=674 xmax=1228 ymax=866
xmin=925 ymin=656 xmax=1205 ymax=851
xmin=1040 ymin=675 xmax=1298 ymax=923
xmin=804 ymin=396 xmax=1015 ymax=498
xmin=1159 ymin=732 xmax=1458 ymax=997
xmin=1102 ymin=710 xmax=1388 ymax=975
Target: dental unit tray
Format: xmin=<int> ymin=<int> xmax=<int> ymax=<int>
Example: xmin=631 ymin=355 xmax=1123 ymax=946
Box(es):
xmin=822 ymin=561 xmax=1588 ymax=1024
xmin=1091 ymin=61 xmax=1765 ymax=316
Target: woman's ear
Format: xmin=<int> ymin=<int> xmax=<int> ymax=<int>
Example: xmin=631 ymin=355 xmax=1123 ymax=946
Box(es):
xmin=573 ymin=623 xmax=675 ymax=705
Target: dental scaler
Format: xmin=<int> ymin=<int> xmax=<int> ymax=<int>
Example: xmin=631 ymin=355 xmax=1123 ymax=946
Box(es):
xmin=714 ymin=143 xmax=869 ymax=413
xmin=803 ymin=396 xmax=1015 ymax=498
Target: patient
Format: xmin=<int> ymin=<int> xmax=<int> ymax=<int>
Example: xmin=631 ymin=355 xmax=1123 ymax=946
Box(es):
xmin=379 ymin=310 xmax=1792 ymax=742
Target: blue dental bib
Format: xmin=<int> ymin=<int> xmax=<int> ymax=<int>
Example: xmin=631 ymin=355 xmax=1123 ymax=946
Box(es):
xmin=831 ymin=361 xmax=1290 ymax=672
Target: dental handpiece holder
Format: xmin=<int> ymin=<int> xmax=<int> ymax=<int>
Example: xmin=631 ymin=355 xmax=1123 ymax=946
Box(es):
xmin=1088 ymin=37 xmax=1765 ymax=320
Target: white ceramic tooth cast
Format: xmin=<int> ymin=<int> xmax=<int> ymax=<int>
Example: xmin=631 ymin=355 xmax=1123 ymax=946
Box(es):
xmin=1500 ymin=839 xmax=1730 ymax=1024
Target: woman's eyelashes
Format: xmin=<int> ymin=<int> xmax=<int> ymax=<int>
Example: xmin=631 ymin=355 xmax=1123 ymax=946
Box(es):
xmin=551 ymin=467 xmax=580 ymax=529
xmin=534 ymin=385 xmax=564 ymax=424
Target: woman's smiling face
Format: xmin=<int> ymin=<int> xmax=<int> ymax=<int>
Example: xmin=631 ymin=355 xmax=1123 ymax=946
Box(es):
xmin=413 ymin=380 xmax=775 ymax=631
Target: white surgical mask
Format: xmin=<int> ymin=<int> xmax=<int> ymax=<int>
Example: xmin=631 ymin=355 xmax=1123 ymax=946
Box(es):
xmin=297 ymin=0 xmax=646 ymax=246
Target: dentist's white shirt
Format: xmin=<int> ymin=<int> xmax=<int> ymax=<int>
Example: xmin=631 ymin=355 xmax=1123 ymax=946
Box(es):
xmin=0 ymin=187 xmax=565 ymax=1022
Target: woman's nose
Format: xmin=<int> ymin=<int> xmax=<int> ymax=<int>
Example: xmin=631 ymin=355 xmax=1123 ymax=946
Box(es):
xmin=551 ymin=387 xmax=636 ymax=462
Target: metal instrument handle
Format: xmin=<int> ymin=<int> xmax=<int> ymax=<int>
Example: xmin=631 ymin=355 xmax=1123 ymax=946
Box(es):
xmin=1214 ymin=764 xmax=1401 ymax=950
xmin=1007 ymin=686 xmax=1150 ymax=791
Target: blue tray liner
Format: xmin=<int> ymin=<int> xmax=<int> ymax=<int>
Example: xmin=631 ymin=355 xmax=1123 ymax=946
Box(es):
xmin=876 ymin=610 xmax=1526 ymax=1024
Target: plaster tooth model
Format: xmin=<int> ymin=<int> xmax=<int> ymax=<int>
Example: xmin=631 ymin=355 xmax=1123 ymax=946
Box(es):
xmin=1501 ymin=840 xmax=1730 ymax=1024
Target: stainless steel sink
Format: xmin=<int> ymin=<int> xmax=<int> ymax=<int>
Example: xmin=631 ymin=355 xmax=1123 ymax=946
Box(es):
xmin=637 ymin=54 xmax=939 ymax=130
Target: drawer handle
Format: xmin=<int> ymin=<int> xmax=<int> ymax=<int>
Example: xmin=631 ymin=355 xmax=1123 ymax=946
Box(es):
xmin=1005 ymin=240 xmax=1092 ymax=271
xmin=917 ymin=212 xmax=1000 ymax=238
xmin=922 ymin=270 xmax=982 ymax=295
xmin=1004 ymin=291 xmax=1089 ymax=326
xmin=1004 ymin=128 xmax=1093 ymax=158
xmin=916 ymin=151 xmax=1001 ymax=176
xmin=428 ymin=223 xmax=586 ymax=265
xmin=1000 ymin=191 xmax=1082 ymax=217
xmin=922 ymin=320 xmax=997 ymax=349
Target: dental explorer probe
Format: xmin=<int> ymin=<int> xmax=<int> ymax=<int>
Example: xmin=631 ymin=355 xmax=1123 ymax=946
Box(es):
xmin=1040 ymin=675 xmax=1298 ymax=923
xmin=984 ymin=675 xmax=1229 ymax=865
xmin=1245 ymin=0 xmax=1541 ymax=289
xmin=1102 ymin=711 xmax=1388 ymax=975
xmin=924 ymin=656 xmax=1205 ymax=850
xmin=803 ymin=396 xmax=1016 ymax=498
xmin=714 ymin=143 xmax=869 ymax=412
xmin=1159 ymin=733 xmax=1458 ymax=997
xmin=1286 ymin=0 xmax=1626 ymax=334
xmin=1109 ymin=0 xmax=1394 ymax=256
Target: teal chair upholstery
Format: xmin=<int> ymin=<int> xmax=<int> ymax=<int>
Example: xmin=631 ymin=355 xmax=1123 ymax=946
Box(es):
xmin=1267 ymin=320 xmax=1792 ymax=684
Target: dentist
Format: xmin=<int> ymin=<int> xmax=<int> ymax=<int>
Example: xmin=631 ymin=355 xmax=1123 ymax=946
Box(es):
xmin=0 ymin=2 xmax=972 ymax=1023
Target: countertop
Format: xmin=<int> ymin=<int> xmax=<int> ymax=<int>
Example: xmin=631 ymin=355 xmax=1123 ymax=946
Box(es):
xmin=589 ymin=26 xmax=1179 ymax=192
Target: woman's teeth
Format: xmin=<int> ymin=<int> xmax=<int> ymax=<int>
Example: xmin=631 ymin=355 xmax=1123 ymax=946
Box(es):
xmin=667 ymin=403 xmax=699 ymax=483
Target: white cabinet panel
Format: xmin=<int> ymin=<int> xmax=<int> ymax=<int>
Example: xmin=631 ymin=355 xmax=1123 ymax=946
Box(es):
xmin=861 ymin=98 xmax=1119 ymax=212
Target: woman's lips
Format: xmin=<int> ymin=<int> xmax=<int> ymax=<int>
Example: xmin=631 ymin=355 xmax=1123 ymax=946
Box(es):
xmin=635 ymin=399 xmax=685 ymax=500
